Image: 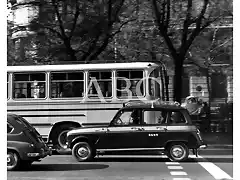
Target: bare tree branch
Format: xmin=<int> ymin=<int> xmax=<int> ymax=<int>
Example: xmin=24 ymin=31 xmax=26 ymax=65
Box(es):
xmin=35 ymin=22 xmax=64 ymax=40
xmin=110 ymin=18 xmax=137 ymax=37
xmin=52 ymin=0 xmax=67 ymax=39
xmin=210 ymin=37 xmax=233 ymax=53
xmin=69 ymin=0 xmax=80 ymax=39
xmin=181 ymin=0 xmax=192 ymax=46
xmin=152 ymin=0 xmax=177 ymax=57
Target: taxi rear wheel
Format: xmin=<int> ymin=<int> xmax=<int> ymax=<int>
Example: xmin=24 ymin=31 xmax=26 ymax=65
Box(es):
xmin=167 ymin=142 xmax=189 ymax=162
xmin=72 ymin=142 xmax=93 ymax=162
xmin=7 ymin=151 xmax=21 ymax=171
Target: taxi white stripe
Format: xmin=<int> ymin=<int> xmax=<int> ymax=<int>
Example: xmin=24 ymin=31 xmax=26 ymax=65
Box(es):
xmin=97 ymin=147 xmax=165 ymax=151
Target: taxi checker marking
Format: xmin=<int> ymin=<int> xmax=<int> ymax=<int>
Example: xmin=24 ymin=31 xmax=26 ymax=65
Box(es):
xmin=148 ymin=134 xmax=158 ymax=136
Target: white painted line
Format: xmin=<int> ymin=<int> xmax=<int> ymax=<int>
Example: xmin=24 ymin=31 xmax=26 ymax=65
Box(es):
xmin=165 ymin=162 xmax=180 ymax=165
xmin=170 ymin=171 xmax=188 ymax=175
xmin=167 ymin=166 xmax=183 ymax=170
xmin=173 ymin=178 xmax=191 ymax=180
xmin=197 ymin=155 xmax=233 ymax=180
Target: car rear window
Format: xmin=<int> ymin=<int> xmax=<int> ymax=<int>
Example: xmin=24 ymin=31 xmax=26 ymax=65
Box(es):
xmin=7 ymin=123 xmax=14 ymax=133
xmin=13 ymin=116 xmax=32 ymax=129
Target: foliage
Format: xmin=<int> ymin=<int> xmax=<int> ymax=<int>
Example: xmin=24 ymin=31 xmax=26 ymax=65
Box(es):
xmin=151 ymin=0 xmax=232 ymax=102
xmin=7 ymin=20 xmax=15 ymax=65
xmin=187 ymin=28 xmax=233 ymax=75
xmin=26 ymin=0 xmax=137 ymax=63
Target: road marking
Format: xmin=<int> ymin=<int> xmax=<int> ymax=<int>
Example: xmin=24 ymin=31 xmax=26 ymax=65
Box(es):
xmin=165 ymin=162 xmax=180 ymax=165
xmin=197 ymin=155 xmax=233 ymax=180
xmin=172 ymin=178 xmax=191 ymax=180
xmin=167 ymin=166 xmax=183 ymax=170
xmin=170 ymin=171 xmax=188 ymax=175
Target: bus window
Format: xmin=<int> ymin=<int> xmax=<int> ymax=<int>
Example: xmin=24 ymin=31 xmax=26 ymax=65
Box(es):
xmin=88 ymin=71 xmax=112 ymax=98
xmin=50 ymin=72 xmax=84 ymax=98
xmin=116 ymin=70 xmax=144 ymax=98
xmin=149 ymin=69 xmax=161 ymax=98
xmin=13 ymin=73 xmax=46 ymax=99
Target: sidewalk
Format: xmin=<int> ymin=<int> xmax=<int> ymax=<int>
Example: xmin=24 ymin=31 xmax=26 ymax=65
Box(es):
xmin=201 ymin=132 xmax=233 ymax=148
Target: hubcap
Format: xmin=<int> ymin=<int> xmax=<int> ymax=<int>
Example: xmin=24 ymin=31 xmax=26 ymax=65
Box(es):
xmin=171 ymin=146 xmax=184 ymax=158
xmin=77 ymin=147 xmax=89 ymax=158
xmin=58 ymin=130 xmax=69 ymax=149
xmin=7 ymin=153 xmax=17 ymax=167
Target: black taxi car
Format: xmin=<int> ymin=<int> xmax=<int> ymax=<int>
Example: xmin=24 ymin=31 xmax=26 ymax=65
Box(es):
xmin=7 ymin=114 xmax=52 ymax=171
xmin=67 ymin=101 xmax=206 ymax=162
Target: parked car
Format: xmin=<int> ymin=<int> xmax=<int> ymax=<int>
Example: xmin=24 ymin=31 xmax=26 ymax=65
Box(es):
xmin=67 ymin=101 xmax=206 ymax=162
xmin=7 ymin=114 xmax=52 ymax=171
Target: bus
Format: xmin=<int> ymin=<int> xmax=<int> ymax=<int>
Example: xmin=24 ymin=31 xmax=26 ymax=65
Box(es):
xmin=7 ymin=61 xmax=169 ymax=151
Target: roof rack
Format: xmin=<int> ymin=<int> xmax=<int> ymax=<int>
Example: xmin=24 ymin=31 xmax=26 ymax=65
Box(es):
xmin=124 ymin=99 xmax=180 ymax=108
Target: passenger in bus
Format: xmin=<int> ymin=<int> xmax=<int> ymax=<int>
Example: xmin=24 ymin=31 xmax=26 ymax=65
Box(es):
xmin=106 ymin=82 xmax=112 ymax=97
xmin=72 ymin=82 xmax=83 ymax=97
xmin=62 ymin=83 xmax=73 ymax=97
xmin=39 ymin=86 xmax=45 ymax=98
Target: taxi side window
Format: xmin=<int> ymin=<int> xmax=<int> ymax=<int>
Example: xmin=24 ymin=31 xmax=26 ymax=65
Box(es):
xmin=168 ymin=111 xmax=186 ymax=124
xmin=7 ymin=123 xmax=14 ymax=134
xmin=143 ymin=110 xmax=167 ymax=125
xmin=113 ymin=110 xmax=141 ymax=126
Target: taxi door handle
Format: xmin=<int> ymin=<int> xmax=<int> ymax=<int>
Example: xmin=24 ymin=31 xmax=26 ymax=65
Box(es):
xmin=156 ymin=127 xmax=167 ymax=131
xmin=131 ymin=127 xmax=144 ymax=131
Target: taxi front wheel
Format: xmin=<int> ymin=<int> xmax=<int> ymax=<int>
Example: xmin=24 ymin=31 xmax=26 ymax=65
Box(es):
xmin=72 ymin=142 xmax=93 ymax=162
xmin=166 ymin=142 xmax=189 ymax=162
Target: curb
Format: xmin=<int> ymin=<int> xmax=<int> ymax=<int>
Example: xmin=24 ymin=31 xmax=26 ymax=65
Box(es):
xmin=206 ymin=144 xmax=233 ymax=149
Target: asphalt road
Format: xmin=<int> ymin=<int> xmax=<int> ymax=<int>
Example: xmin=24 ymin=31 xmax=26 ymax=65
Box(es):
xmin=7 ymin=152 xmax=233 ymax=180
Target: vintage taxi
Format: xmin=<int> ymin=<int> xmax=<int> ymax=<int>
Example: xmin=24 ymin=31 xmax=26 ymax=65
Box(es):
xmin=67 ymin=101 xmax=206 ymax=162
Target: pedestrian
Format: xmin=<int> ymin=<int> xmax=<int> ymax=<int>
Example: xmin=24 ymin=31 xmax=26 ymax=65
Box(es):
xmin=198 ymin=102 xmax=209 ymax=132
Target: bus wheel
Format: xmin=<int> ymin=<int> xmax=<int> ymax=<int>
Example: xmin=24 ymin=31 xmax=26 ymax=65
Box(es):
xmin=72 ymin=142 xmax=93 ymax=162
xmin=52 ymin=125 xmax=76 ymax=152
xmin=166 ymin=142 xmax=189 ymax=162
xmin=7 ymin=151 xmax=21 ymax=171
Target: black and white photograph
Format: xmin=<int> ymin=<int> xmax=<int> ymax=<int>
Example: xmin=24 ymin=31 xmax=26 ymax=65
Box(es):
xmin=4 ymin=0 xmax=236 ymax=179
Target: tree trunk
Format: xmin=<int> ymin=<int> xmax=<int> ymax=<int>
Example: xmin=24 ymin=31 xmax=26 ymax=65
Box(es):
xmin=206 ymin=68 xmax=211 ymax=110
xmin=164 ymin=70 xmax=169 ymax=101
xmin=173 ymin=58 xmax=184 ymax=103
xmin=205 ymin=68 xmax=211 ymax=132
xmin=64 ymin=39 xmax=77 ymax=61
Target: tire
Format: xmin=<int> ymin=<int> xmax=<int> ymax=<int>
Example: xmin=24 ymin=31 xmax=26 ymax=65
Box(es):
xmin=52 ymin=125 xmax=76 ymax=152
xmin=72 ymin=142 xmax=93 ymax=162
xmin=7 ymin=151 xmax=21 ymax=171
xmin=166 ymin=142 xmax=189 ymax=162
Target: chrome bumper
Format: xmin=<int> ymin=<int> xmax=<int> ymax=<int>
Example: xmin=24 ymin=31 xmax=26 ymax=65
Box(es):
xmin=27 ymin=147 xmax=52 ymax=158
xmin=199 ymin=144 xmax=207 ymax=149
